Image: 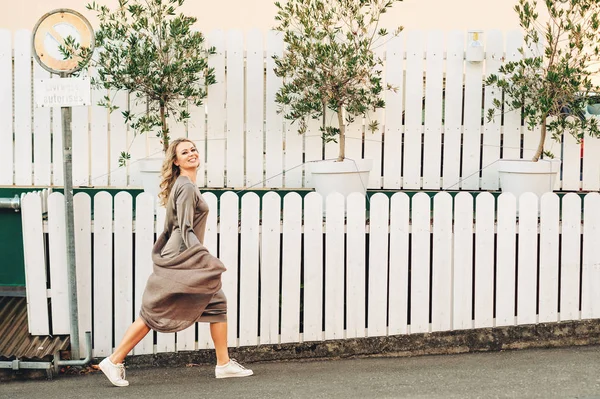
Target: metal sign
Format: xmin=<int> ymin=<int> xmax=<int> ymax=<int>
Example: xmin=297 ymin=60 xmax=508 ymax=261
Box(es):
xmin=32 ymin=9 xmax=94 ymax=75
xmin=35 ymin=77 xmax=91 ymax=108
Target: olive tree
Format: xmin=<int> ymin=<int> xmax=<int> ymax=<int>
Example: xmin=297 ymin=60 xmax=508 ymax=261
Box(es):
xmin=63 ymin=0 xmax=216 ymax=165
xmin=273 ymin=0 xmax=403 ymax=162
xmin=486 ymin=0 xmax=600 ymax=161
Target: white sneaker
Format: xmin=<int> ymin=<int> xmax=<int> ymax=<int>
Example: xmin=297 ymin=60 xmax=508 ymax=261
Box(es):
xmin=215 ymin=359 xmax=254 ymax=379
xmin=99 ymin=357 xmax=129 ymax=387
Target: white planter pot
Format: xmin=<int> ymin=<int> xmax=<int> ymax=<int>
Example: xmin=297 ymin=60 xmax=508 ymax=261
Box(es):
xmin=498 ymin=159 xmax=561 ymax=199
xmin=138 ymin=157 xmax=164 ymax=197
xmin=308 ymin=159 xmax=373 ymax=203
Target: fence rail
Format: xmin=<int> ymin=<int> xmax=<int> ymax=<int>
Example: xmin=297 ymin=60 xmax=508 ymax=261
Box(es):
xmin=2 ymin=29 xmax=600 ymax=191
xmin=21 ymin=190 xmax=600 ymax=356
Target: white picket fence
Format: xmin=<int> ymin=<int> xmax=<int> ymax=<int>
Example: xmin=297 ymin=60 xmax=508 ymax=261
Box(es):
xmin=2 ymin=29 xmax=600 ymax=191
xmin=20 ymin=190 xmax=600 ymax=357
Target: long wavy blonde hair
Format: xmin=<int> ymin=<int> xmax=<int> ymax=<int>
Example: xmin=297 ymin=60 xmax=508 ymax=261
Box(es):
xmin=158 ymin=138 xmax=198 ymax=206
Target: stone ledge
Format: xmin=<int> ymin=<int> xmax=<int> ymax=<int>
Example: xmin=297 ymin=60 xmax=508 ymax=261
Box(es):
xmin=120 ymin=319 xmax=600 ymax=369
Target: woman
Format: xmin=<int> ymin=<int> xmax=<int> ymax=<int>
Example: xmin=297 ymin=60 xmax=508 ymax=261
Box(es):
xmin=99 ymin=138 xmax=253 ymax=387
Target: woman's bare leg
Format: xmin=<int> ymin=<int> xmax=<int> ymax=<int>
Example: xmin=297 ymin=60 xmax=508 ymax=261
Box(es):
xmin=210 ymin=322 xmax=230 ymax=366
xmin=109 ymin=318 xmax=151 ymax=364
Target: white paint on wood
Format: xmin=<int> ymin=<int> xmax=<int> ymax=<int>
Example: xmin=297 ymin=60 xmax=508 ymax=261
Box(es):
xmin=411 ymin=192 xmax=431 ymax=333
xmin=0 ymin=30 xmax=12 ymax=185
xmin=346 ymin=192 xmax=366 ymax=339
xmin=368 ymin=193 xmax=389 ymax=337
xmin=325 ymin=193 xmax=345 ymax=340
xmin=481 ymin=31 xmax=503 ymax=190
xmin=303 ymin=192 xmax=323 ymax=341
xmin=561 ymin=131 xmax=582 ymax=191
xmin=226 ymin=30 xmax=245 ymax=188
xmin=403 ymin=31 xmax=424 ymax=189
xmin=114 ymin=192 xmax=133 ymax=352
xmin=92 ymin=192 xmax=113 ymax=356
xmin=382 ymin=34 xmax=404 ymax=189
xmin=73 ymin=193 xmax=92 ymax=355
xmin=453 ymin=192 xmax=473 ymax=330
xmin=239 ymin=193 xmax=260 ymax=346
xmin=517 ymin=193 xmax=538 ymax=325
xmin=90 ymin=62 xmax=109 ymax=187
xmin=48 ymin=193 xmax=69 ymax=334
xmin=206 ymin=30 xmax=226 ymax=187
xmin=539 ymin=193 xmax=560 ymax=322
xmin=582 ymin=135 xmax=600 ymax=191
xmin=431 ymin=192 xmax=452 ymax=331
xmin=422 ymin=31 xmax=444 ymax=190
xmin=33 ymin=63 xmax=51 ymax=186
xmin=21 ymin=193 xmax=49 ymax=335
xmin=219 ymin=192 xmax=240 ymax=347
xmin=501 ymin=31 xmax=523 ymax=160
xmin=442 ymin=31 xmax=465 ymax=190
xmin=14 ymin=30 xmax=32 ymax=186
xmin=389 ymin=192 xmax=410 ymax=335
xmin=560 ymin=193 xmax=581 ymax=321
xmin=474 ymin=192 xmax=495 ymax=328
xmin=582 ymin=193 xmax=600 ymax=319
xmin=260 ymin=192 xmax=281 ymax=344
xmin=280 ymin=193 xmax=302 ymax=343
xmin=496 ymin=193 xmax=517 ymax=326
xmin=265 ymin=31 xmax=285 ymax=188
xmin=246 ymin=30 xmax=265 ymax=188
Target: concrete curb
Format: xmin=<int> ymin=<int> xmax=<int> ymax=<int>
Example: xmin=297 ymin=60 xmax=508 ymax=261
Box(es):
xmin=119 ymin=319 xmax=600 ymax=369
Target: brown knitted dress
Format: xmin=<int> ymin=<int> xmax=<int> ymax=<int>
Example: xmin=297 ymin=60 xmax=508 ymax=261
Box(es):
xmin=140 ymin=175 xmax=227 ymax=333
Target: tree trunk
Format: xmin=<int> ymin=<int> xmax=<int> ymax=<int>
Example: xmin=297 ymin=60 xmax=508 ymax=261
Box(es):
xmin=160 ymin=104 xmax=169 ymax=152
xmin=337 ymin=106 xmax=345 ymax=162
xmin=532 ymin=116 xmax=547 ymax=162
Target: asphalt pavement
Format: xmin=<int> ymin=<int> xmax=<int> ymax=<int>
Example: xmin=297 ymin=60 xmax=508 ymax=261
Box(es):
xmin=1 ymin=345 xmax=600 ymax=399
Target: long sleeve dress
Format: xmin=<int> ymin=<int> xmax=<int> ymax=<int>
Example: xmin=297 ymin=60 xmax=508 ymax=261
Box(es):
xmin=139 ymin=175 xmax=227 ymax=333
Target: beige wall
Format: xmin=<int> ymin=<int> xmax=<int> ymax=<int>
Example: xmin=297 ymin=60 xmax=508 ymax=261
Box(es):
xmin=4 ymin=0 xmax=522 ymax=34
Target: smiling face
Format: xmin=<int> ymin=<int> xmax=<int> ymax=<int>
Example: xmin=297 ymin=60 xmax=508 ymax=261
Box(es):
xmin=174 ymin=140 xmax=199 ymax=171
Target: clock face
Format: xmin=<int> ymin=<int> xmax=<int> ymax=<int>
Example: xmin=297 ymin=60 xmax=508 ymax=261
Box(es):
xmin=32 ymin=9 xmax=94 ymax=74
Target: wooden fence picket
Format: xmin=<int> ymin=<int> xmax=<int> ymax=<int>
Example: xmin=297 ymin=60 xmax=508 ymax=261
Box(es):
xmin=47 ymin=193 xmax=69 ymax=334
xmin=346 ymin=193 xmax=366 ymax=339
xmin=280 ymin=193 xmax=302 ymax=343
xmin=368 ymin=193 xmax=389 ymax=337
xmin=474 ymin=192 xmax=495 ymax=328
xmin=73 ymin=193 xmax=92 ymax=356
xmin=239 ymin=193 xmax=260 ymax=346
xmin=93 ymin=192 xmax=113 ymax=356
xmin=496 ymin=193 xmax=517 ymax=326
xmin=226 ymin=30 xmax=245 ymax=188
xmin=453 ymin=192 xmax=473 ymax=330
xmin=219 ymin=192 xmax=240 ymax=347
xmin=260 ymin=192 xmax=281 ymax=344
xmin=431 ymin=192 xmax=452 ymax=332
xmin=325 ymin=193 xmax=345 ymax=340
xmin=411 ymin=192 xmax=431 ymax=333
xmin=517 ymin=193 xmax=539 ymax=325
xmin=303 ymin=192 xmax=324 ymax=342
xmin=560 ymin=193 xmax=581 ymax=321
xmin=0 ymin=29 xmax=11 ymax=185
xmin=14 ymin=30 xmax=32 ymax=186
xmin=582 ymin=193 xmax=600 ymax=319
xmin=539 ymin=193 xmax=560 ymax=323
xmin=114 ymin=192 xmax=133 ymax=353
xmin=134 ymin=193 xmax=156 ymax=355
xmin=21 ymin=193 xmax=49 ymax=335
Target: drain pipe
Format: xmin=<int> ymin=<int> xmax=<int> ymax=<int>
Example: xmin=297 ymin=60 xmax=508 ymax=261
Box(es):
xmin=0 ymin=331 xmax=92 ymax=379
xmin=0 ymin=195 xmax=20 ymax=211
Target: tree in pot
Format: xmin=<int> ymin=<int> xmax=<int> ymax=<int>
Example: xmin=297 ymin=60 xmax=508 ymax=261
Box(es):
xmin=273 ymin=0 xmax=403 ymax=200
xmin=62 ymin=0 xmax=216 ymax=192
xmin=485 ymin=0 xmax=600 ymax=197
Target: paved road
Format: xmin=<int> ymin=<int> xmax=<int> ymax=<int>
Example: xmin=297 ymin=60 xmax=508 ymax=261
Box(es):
xmin=1 ymin=346 xmax=600 ymax=399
